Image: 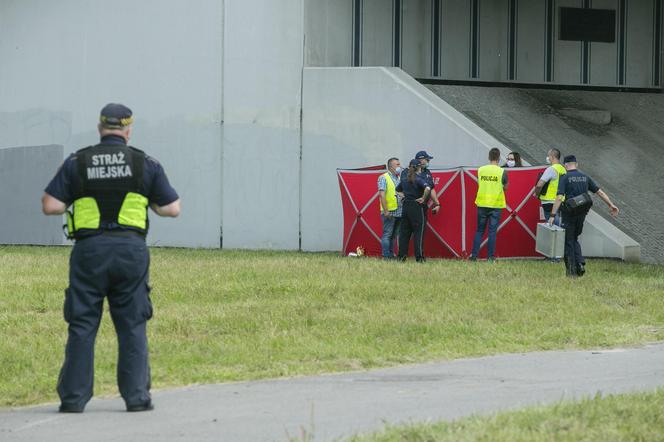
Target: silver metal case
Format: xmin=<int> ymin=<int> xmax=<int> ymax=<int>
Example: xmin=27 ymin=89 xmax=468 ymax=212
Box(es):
xmin=536 ymin=223 xmax=566 ymax=258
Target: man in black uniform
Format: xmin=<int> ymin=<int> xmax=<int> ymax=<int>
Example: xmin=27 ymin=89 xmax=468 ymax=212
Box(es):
xmin=549 ymin=155 xmax=619 ymax=277
xmin=42 ymin=103 xmax=180 ymax=412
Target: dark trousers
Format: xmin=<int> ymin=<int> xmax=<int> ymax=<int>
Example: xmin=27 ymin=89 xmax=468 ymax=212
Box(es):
xmin=471 ymin=207 xmax=502 ymax=259
xmin=562 ymin=212 xmax=587 ymax=276
xmin=542 ymin=203 xmax=561 ymax=226
xmin=398 ymin=200 xmax=426 ymax=261
xmin=58 ymin=233 xmax=152 ymax=410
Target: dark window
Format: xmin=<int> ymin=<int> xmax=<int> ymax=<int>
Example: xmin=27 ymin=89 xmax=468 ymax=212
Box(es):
xmin=559 ymin=7 xmax=616 ymax=42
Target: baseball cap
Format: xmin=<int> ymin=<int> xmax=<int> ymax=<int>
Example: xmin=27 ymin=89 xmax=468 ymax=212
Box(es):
xmin=563 ymin=155 xmax=577 ymax=164
xmin=100 ymin=103 xmax=133 ymax=128
xmin=415 ymin=150 xmax=434 ymax=160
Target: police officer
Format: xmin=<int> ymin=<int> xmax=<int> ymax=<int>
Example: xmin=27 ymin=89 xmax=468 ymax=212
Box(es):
xmin=549 ymin=155 xmax=618 ymax=277
xmin=415 ymin=150 xmax=441 ymax=216
xmin=42 ymin=103 xmax=180 ymax=412
xmin=396 ymin=159 xmax=431 ymax=262
xmin=470 ymin=148 xmax=508 ymax=261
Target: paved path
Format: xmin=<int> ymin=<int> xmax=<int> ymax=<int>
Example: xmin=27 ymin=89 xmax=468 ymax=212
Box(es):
xmin=2 ymin=344 xmax=664 ymax=441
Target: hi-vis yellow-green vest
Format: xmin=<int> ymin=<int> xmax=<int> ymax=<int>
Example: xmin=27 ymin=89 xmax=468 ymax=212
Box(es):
xmin=65 ymin=144 xmax=149 ymax=239
xmin=380 ymin=172 xmax=398 ymax=212
xmin=540 ymin=163 xmax=566 ymax=202
xmin=475 ymin=164 xmax=506 ymax=208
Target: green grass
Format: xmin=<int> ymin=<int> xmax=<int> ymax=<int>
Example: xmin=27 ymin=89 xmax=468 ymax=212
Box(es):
xmin=0 ymin=246 xmax=663 ymax=407
xmin=350 ymin=389 xmax=664 ymax=442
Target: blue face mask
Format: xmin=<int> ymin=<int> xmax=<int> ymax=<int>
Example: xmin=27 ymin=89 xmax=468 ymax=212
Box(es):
xmin=394 ymin=167 xmax=403 ymax=175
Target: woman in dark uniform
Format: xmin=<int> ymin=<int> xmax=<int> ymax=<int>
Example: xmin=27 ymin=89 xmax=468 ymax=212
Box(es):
xmin=396 ymin=159 xmax=431 ymax=262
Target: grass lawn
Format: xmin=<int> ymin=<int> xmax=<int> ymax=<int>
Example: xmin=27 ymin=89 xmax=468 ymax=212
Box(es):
xmin=350 ymin=389 xmax=664 ymax=442
xmin=1 ymin=246 xmax=663 ymax=407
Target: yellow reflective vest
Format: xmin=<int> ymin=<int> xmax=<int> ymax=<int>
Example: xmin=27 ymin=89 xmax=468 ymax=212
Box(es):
xmin=67 ymin=193 xmax=148 ymax=237
xmin=379 ymin=172 xmax=399 ymax=212
xmin=65 ymin=144 xmax=149 ymax=239
xmin=540 ymin=163 xmax=566 ymax=202
xmin=475 ymin=164 xmax=506 ymax=209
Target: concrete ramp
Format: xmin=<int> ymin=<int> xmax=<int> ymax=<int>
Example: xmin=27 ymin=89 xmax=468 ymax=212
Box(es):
xmin=425 ymin=84 xmax=657 ymax=262
xmin=302 ymin=67 xmax=640 ymax=261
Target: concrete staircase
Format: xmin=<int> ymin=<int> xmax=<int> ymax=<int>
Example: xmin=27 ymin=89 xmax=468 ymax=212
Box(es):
xmin=426 ymin=84 xmax=659 ymax=263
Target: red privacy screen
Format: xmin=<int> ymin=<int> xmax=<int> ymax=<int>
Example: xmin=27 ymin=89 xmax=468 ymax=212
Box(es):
xmin=338 ymin=165 xmax=547 ymax=259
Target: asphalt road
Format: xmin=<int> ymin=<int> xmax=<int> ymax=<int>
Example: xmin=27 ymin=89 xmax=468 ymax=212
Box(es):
xmin=2 ymin=343 xmax=664 ymax=441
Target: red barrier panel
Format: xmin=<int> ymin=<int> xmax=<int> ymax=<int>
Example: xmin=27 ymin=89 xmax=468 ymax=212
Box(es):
xmin=338 ymin=165 xmax=548 ymax=258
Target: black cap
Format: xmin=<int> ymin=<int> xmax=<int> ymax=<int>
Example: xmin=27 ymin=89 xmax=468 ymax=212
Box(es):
xmin=100 ymin=103 xmax=133 ymax=127
xmin=409 ymin=159 xmax=420 ymax=168
xmin=563 ymin=155 xmax=577 ymax=164
xmin=415 ymin=150 xmax=434 ymax=160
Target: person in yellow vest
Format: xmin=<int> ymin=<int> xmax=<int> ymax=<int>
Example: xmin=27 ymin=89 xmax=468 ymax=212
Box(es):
xmin=470 ymin=148 xmax=508 ymax=261
xmin=41 ymin=103 xmax=180 ymax=413
xmin=378 ymin=157 xmax=403 ymax=258
xmin=534 ymin=148 xmax=566 ymax=226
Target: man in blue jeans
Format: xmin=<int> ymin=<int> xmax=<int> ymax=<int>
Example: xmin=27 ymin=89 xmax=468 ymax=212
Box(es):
xmin=470 ymin=148 xmax=508 ymax=261
xmin=378 ymin=157 xmax=403 ymax=258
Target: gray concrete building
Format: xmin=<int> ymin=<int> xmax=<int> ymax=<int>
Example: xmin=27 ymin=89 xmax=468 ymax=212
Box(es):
xmin=0 ymin=0 xmax=657 ymax=260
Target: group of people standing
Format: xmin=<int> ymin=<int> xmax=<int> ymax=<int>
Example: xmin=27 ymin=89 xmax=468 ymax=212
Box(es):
xmin=378 ymin=151 xmax=439 ymax=263
xmin=378 ymin=148 xmax=506 ymax=263
xmin=377 ymin=147 xmax=620 ymax=277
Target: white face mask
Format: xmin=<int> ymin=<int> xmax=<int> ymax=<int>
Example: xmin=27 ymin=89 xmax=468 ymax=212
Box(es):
xmin=394 ymin=167 xmax=402 ymax=175
xmin=506 ymin=160 xmax=516 ymax=168
xmin=545 ymin=156 xmax=551 ymax=164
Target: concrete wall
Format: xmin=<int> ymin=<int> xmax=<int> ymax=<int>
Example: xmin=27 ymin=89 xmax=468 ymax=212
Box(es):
xmin=305 ymin=0 xmax=353 ymax=66
xmin=0 ymin=0 xmax=223 ymax=247
xmin=516 ymin=0 xmax=546 ymax=83
xmin=402 ymin=0 xmax=431 ymax=78
xmin=0 ymin=145 xmax=63 ymax=245
xmin=302 ymin=66 xmax=640 ymax=260
xmin=626 ymin=0 xmax=657 ymax=87
xmin=553 ymin=0 xmax=583 ymax=85
xmin=305 ymin=0 xmax=664 ymax=88
xmin=222 ymin=0 xmax=304 ymax=249
xmin=301 ymin=67 xmax=509 ymax=251
xmin=361 ymin=0 xmax=394 ymax=67
xmin=440 ymin=0 xmax=472 ymax=80
xmin=479 ymin=0 xmax=509 ymax=81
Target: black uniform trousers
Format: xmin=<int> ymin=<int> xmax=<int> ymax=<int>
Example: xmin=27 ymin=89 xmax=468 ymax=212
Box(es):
xmin=398 ymin=200 xmax=426 ymax=262
xmin=58 ymin=232 xmax=153 ymax=410
xmin=561 ymin=211 xmax=587 ymax=276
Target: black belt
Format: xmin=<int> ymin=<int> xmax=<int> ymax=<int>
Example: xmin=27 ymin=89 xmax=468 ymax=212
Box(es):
xmin=76 ymin=229 xmax=145 ymax=241
xmin=101 ymin=230 xmax=145 ymax=238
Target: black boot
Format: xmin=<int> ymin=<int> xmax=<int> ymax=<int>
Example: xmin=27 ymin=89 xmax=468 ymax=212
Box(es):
xmin=577 ymin=263 xmax=585 ymax=277
xmin=564 ymin=257 xmax=577 ymax=277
